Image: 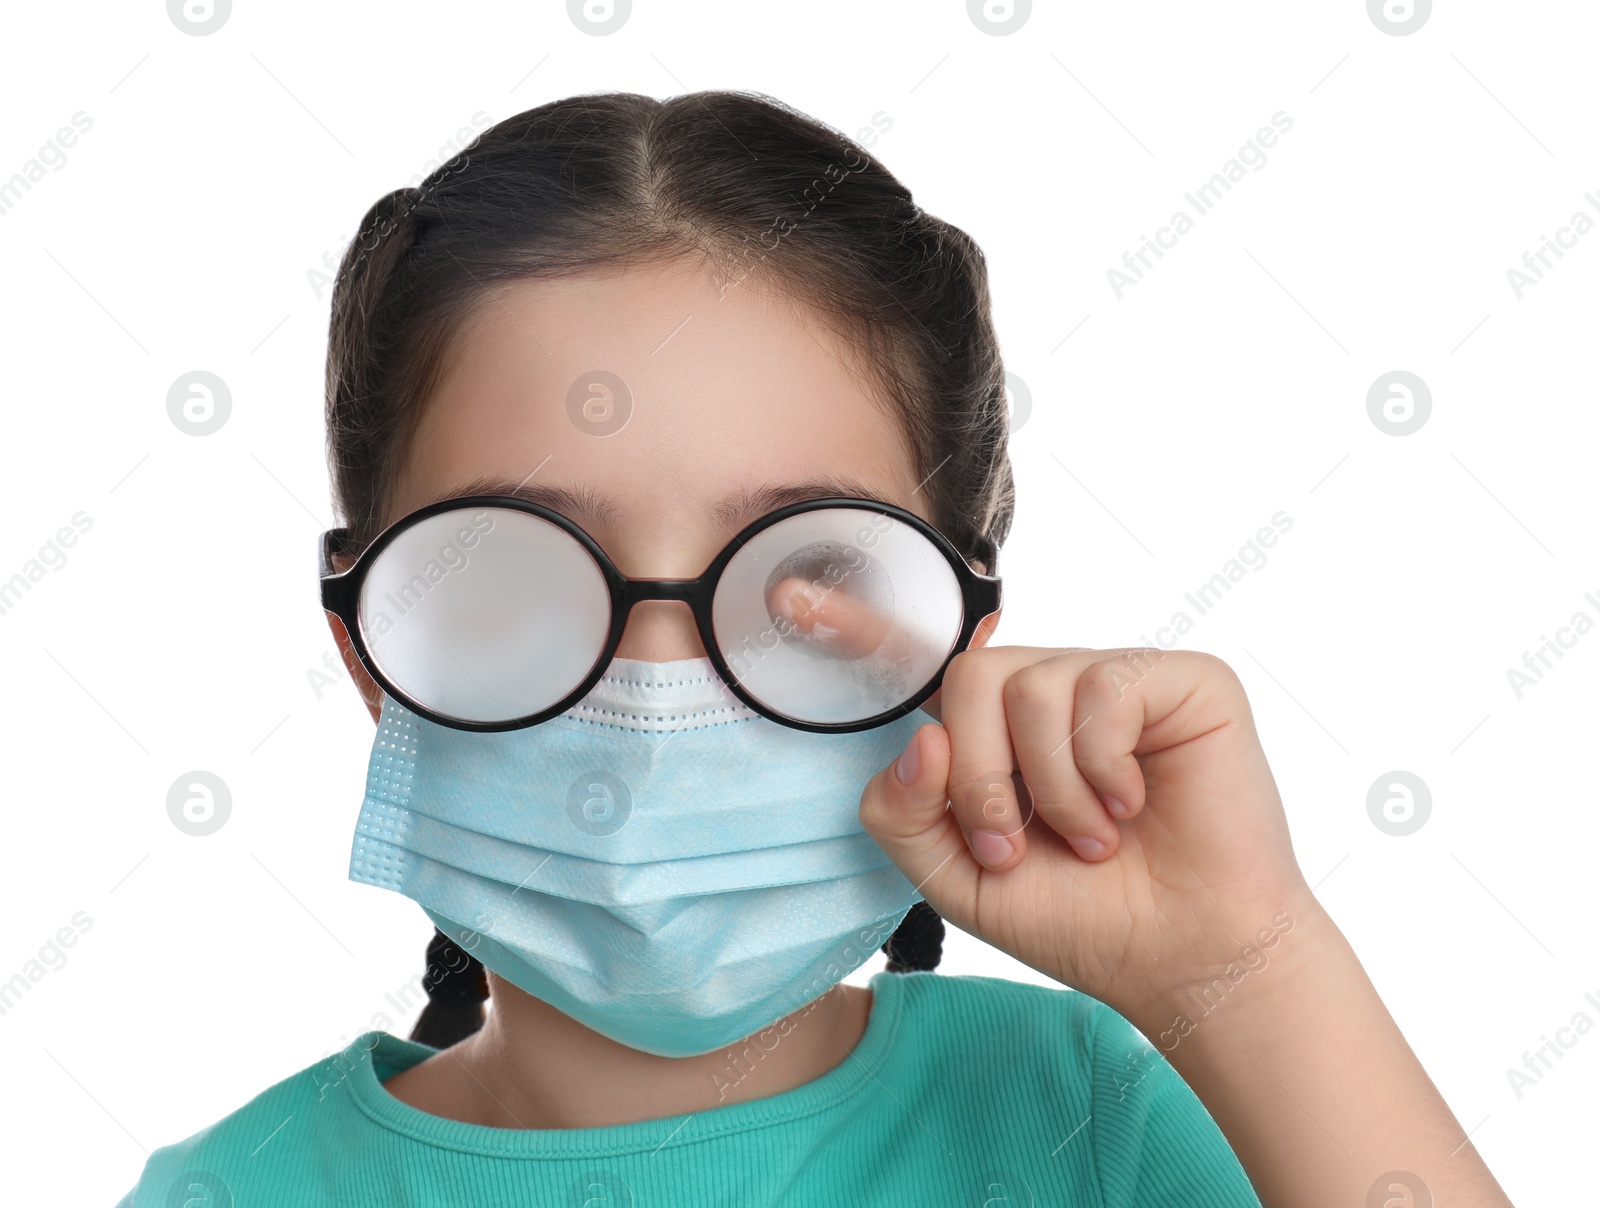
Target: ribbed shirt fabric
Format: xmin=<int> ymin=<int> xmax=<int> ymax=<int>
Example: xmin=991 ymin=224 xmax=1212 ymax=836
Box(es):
xmin=116 ymin=970 xmax=1262 ymax=1206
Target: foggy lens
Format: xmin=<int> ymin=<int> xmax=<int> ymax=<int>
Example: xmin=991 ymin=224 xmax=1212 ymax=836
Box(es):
xmin=357 ymin=507 xmax=611 ymax=723
xmin=712 ymin=508 xmax=964 ymax=724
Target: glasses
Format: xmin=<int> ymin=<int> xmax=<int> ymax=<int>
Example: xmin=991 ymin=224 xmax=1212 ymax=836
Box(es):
xmin=318 ymin=494 xmax=1001 ymax=734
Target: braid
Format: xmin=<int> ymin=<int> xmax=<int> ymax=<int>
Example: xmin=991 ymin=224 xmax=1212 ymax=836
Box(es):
xmin=408 ymin=928 xmax=489 ymax=1048
xmin=881 ymin=901 xmax=944 ymax=972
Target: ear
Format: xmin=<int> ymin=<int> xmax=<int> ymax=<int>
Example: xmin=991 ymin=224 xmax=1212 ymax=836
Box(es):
xmin=326 ymin=553 xmax=384 ymax=725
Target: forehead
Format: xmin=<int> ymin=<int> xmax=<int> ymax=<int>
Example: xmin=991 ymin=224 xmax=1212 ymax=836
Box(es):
xmin=390 ymin=258 xmax=925 ymax=534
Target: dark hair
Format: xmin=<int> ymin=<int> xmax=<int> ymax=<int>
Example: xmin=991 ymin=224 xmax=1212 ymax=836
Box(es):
xmin=323 ymin=89 xmax=1013 ymax=1050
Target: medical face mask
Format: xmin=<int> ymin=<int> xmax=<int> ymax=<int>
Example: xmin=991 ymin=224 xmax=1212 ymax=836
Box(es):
xmin=348 ymin=655 xmax=933 ymax=1057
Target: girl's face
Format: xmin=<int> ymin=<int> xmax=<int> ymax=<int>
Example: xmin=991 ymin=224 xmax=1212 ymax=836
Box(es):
xmin=379 ymin=255 xmax=929 ymax=670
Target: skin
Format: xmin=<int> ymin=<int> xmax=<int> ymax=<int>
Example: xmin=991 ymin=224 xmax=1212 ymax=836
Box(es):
xmin=327 ymin=256 xmax=1512 ymax=1205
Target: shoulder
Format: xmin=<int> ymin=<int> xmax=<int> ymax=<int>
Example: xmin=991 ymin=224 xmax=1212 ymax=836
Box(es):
xmin=881 ymin=972 xmax=1260 ymax=1206
xmin=882 ymin=968 xmax=1177 ymax=1093
xmin=881 ymin=968 xmax=1109 ymax=1056
xmin=883 ymin=967 xmax=1201 ymax=1094
xmin=873 ymin=969 xmax=1116 ymax=1113
xmin=115 ymin=1030 xmax=430 ymax=1208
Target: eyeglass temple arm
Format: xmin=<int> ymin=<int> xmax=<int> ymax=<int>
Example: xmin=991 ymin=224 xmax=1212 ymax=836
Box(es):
xmin=973 ymin=538 xmax=1001 ymax=616
xmin=318 ymin=529 xmax=358 ymax=617
xmin=318 ymin=528 xmax=352 ymax=579
xmin=973 ymin=574 xmax=1002 ymax=623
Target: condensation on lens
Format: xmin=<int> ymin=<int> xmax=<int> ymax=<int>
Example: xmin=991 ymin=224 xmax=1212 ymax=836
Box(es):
xmin=356 ymin=506 xmax=612 ymax=723
xmin=714 ymin=508 xmax=964 ymax=725
xmin=763 ymin=540 xmax=895 ymax=659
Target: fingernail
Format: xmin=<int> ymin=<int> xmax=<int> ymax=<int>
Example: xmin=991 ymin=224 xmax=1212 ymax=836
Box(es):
xmin=1102 ymin=794 xmax=1130 ymax=818
xmin=894 ymin=730 xmax=921 ymax=786
xmin=969 ymin=828 xmax=1015 ymax=868
xmin=1070 ymin=835 xmax=1107 ymax=860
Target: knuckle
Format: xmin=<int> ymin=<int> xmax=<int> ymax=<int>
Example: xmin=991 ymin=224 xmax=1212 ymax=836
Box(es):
xmin=1025 ymin=780 xmax=1111 ymax=842
xmin=1022 ymin=774 xmax=1088 ymax=820
xmin=963 ymin=771 xmax=1019 ymax=822
xmin=1073 ymin=745 xmax=1126 ymax=781
xmin=857 ymin=772 xmax=895 ymax=828
xmin=1077 ymin=655 xmax=1127 ymax=696
xmin=1001 ymin=662 xmax=1057 ymax=715
xmin=1079 ymin=646 xmax=1172 ymax=701
xmin=1166 ymin=647 xmax=1231 ymax=677
xmin=944 ymin=763 xmax=990 ymax=809
xmin=1204 ymin=650 xmax=1243 ymax=686
xmin=1182 ymin=649 xmax=1244 ymax=694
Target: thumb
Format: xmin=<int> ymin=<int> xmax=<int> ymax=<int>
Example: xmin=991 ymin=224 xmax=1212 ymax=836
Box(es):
xmin=859 ymin=722 xmax=975 ymax=906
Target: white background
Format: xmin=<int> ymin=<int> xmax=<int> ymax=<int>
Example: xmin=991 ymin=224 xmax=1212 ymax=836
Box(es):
xmin=1 ymin=2 xmax=1594 ymax=1203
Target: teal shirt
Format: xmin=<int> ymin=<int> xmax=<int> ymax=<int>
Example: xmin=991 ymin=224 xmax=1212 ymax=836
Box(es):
xmin=117 ymin=970 xmax=1262 ymax=1206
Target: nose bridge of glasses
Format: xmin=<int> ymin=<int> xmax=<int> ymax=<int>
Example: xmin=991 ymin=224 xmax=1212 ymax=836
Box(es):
xmin=611 ymin=576 xmax=718 ymax=664
xmin=617 ymin=576 xmax=708 ymax=607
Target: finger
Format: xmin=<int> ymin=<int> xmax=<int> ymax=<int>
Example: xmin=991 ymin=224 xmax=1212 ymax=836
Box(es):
xmin=920 ymin=628 xmax=1066 ymax=724
xmin=767 ymin=575 xmax=894 ymax=659
xmin=857 ymin=721 xmax=979 ymax=905
xmin=1001 ymin=655 xmax=1121 ymax=861
xmin=939 ymin=646 xmax=1059 ymax=870
xmin=1068 ymin=647 xmax=1208 ymax=815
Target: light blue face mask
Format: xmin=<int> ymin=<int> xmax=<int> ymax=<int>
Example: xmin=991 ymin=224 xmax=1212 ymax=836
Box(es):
xmin=348 ymin=655 xmax=928 ymax=1057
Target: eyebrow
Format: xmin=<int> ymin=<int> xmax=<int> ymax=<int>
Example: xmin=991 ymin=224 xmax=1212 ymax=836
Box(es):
xmin=432 ymin=473 xmax=898 ymax=532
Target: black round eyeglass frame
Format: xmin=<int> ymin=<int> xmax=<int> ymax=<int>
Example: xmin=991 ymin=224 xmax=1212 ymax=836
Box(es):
xmin=318 ymin=493 xmax=1002 ymax=734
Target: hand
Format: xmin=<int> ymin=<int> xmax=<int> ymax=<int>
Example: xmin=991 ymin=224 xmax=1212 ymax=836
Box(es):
xmin=780 ymin=586 xmax=1518 ymax=1208
xmin=870 ymin=639 xmax=1320 ymax=1019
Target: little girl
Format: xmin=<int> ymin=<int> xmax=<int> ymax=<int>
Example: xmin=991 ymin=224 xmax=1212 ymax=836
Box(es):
xmin=118 ymin=90 xmax=1512 ymax=1207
